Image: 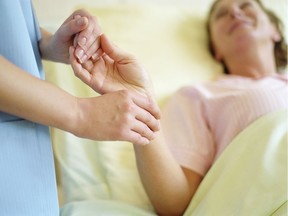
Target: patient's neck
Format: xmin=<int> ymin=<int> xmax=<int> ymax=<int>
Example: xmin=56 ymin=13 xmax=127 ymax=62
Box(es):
xmin=224 ymin=41 xmax=278 ymax=79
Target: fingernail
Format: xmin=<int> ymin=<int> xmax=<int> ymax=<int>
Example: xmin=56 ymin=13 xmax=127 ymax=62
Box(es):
xmin=92 ymin=53 xmax=99 ymax=60
xmin=76 ymin=49 xmax=84 ymax=59
xmin=79 ymin=37 xmax=87 ymax=46
xmin=76 ymin=17 xmax=85 ymax=26
xmin=80 ymin=54 xmax=88 ymax=63
xmin=144 ymin=139 xmax=150 ymax=145
xmin=74 ymin=14 xmax=81 ymax=19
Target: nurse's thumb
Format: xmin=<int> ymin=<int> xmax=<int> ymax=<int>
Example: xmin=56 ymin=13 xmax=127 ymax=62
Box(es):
xmin=62 ymin=15 xmax=89 ymax=37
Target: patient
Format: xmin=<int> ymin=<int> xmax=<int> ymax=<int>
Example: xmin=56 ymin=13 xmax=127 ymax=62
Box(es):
xmin=70 ymin=0 xmax=287 ymax=215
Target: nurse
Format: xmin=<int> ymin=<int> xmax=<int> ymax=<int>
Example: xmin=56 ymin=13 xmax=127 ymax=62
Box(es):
xmin=0 ymin=0 xmax=160 ymax=215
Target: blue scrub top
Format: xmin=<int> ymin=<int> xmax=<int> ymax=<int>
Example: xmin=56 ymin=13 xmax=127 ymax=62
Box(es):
xmin=0 ymin=0 xmax=59 ymax=215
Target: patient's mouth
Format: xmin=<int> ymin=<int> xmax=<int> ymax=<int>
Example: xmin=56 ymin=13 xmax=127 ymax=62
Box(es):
xmin=228 ymin=20 xmax=252 ymax=34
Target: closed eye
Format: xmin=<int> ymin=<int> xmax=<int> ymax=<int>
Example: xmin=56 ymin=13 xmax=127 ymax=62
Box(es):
xmin=214 ymin=9 xmax=228 ymax=20
xmin=240 ymin=1 xmax=253 ymax=10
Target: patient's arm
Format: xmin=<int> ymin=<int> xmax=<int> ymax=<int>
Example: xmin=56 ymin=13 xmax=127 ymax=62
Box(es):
xmin=134 ymin=131 xmax=203 ymax=216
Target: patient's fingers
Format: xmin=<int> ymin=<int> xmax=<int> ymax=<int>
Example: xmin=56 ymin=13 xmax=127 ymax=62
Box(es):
xmin=75 ymin=34 xmax=103 ymax=63
xmin=85 ymin=36 xmax=101 ymax=58
xmin=74 ymin=15 xmax=102 ymax=63
xmin=91 ymin=48 xmax=104 ymax=61
xmin=76 ymin=35 xmax=105 ymax=62
xmin=80 ymin=59 xmax=94 ymax=72
xmin=100 ymin=33 xmax=135 ymax=62
xmin=69 ymin=46 xmax=91 ymax=84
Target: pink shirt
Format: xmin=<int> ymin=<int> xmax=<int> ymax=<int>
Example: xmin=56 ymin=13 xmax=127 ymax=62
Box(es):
xmin=162 ymin=74 xmax=288 ymax=176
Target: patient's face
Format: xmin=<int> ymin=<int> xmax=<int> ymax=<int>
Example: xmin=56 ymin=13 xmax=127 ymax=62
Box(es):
xmin=208 ymin=0 xmax=279 ymax=61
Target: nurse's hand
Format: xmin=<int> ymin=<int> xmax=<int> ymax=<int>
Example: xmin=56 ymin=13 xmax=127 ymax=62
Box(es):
xmin=73 ymin=90 xmax=160 ymax=145
xmin=39 ymin=9 xmax=102 ymax=64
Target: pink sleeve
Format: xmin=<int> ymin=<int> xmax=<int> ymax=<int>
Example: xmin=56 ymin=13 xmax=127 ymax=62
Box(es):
xmin=161 ymin=87 xmax=215 ymax=176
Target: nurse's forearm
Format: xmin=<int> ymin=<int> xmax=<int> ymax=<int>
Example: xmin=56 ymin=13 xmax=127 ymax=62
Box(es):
xmin=0 ymin=55 xmax=78 ymax=132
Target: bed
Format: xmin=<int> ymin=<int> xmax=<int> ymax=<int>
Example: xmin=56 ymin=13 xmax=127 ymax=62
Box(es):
xmin=43 ymin=2 xmax=288 ymax=215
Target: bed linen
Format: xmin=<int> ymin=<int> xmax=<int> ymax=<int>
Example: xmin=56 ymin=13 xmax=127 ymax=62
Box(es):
xmin=184 ymin=109 xmax=288 ymax=216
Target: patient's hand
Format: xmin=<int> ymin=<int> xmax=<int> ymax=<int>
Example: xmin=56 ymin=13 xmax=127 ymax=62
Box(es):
xmin=69 ymin=34 xmax=154 ymax=98
xmin=72 ymin=12 xmax=103 ymax=64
